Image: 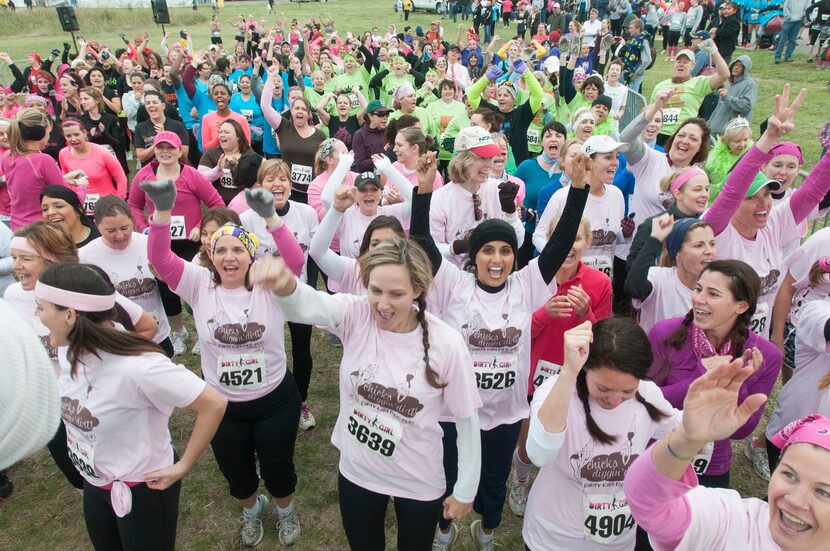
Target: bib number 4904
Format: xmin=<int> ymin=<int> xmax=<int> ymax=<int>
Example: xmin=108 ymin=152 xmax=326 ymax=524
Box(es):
xmin=584 ymin=513 xmax=635 ymax=540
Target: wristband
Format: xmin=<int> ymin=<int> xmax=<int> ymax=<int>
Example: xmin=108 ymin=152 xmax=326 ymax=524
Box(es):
xmin=666 ymin=430 xmax=696 ymax=462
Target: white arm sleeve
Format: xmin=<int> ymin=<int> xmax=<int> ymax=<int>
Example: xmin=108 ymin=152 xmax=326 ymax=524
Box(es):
xmin=308 ymin=208 xmax=347 ymax=283
xmin=506 ymin=212 xmax=526 ymax=247
xmin=377 ymin=162 xmax=414 ymax=203
xmin=273 ymin=277 xmax=345 ymax=327
xmin=526 ymin=410 xmax=566 ymax=467
xmin=452 ymin=413 xmax=482 ymax=503
xmin=321 ymin=156 xmax=354 ymax=211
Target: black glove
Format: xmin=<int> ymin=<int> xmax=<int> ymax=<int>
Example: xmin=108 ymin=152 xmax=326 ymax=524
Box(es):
xmin=498 ymin=181 xmax=519 ymax=214
xmin=621 ymin=213 xmax=636 ymax=238
xmin=51 ymin=48 xmax=60 ymax=57
xmin=63 ymin=42 xmax=71 ymax=51
xmin=451 ymin=238 xmax=470 ymax=255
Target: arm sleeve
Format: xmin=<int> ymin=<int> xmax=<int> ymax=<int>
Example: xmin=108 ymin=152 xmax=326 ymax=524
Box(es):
xmin=619 ymin=113 xmax=648 ymax=165
xmin=272 ymin=276 xmax=345 ymax=327
xmin=467 ymin=74 xmax=490 ymax=110
xmin=560 ymin=65 xmax=577 ymax=104
xmin=524 ymin=68 xmax=545 ymax=113
xmin=320 ymin=159 xmax=352 ymax=211
xmin=526 ymin=407 xmax=566 ymax=467
xmin=260 ymin=78 xmax=283 ymax=131
xmin=624 ymin=237 xmax=661 ymax=299
xmin=181 ymin=64 xmax=198 ymax=99
xmin=537 ymin=186 xmax=590 ymax=284
xmin=309 ymin=208 xmax=348 ymax=282
xmin=104 ymin=149 xmax=128 ymax=199
xmin=788 ymin=153 xmax=830 ymax=225
xmin=626 ymin=219 xmax=651 ymax=273
xmin=452 ymin=414 xmax=482 ymax=503
xmin=379 ymin=163 xmax=414 ymax=204
xmin=269 ymin=222 xmax=306 ymax=277
xmin=702 ymin=145 xmax=772 ymax=235
xmin=146 ymin=219 xmax=185 ymax=289
xmin=409 ymin=191 xmax=444 ymax=277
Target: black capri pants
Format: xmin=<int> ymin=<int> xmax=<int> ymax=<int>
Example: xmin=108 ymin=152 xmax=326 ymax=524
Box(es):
xmin=210 ymin=371 xmax=301 ymax=500
xmin=667 ymin=29 xmax=682 ymax=48
xmin=158 ymin=239 xmax=200 ymax=317
xmin=84 ymin=479 xmax=182 ymax=551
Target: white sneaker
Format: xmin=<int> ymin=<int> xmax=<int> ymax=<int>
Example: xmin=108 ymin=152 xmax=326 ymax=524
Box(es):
xmin=170 ymin=328 xmax=188 ymax=356
xmin=277 ymin=507 xmax=301 ymax=546
xmin=298 ymin=402 xmax=316 ymax=431
xmin=432 ymin=523 xmax=459 ymax=550
xmin=240 ymin=495 xmax=269 ymax=547
xmin=744 ymin=437 xmax=771 ymax=481
xmin=191 ymin=340 xmax=200 ymax=354
xmin=508 ymin=473 xmax=529 ymax=517
xmin=469 ymin=520 xmax=495 ymax=551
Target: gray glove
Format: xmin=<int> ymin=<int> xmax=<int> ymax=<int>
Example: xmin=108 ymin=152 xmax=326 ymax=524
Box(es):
xmin=245 ymin=188 xmax=277 ymax=219
xmin=139 ymin=179 xmax=176 ymax=211
xmin=699 ymin=38 xmax=718 ymax=55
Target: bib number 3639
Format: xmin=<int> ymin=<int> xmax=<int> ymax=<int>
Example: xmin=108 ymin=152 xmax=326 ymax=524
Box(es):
xmin=583 ymin=492 xmax=636 ymax=544
xmin=346 ymin=404 xmax=402 ymax=459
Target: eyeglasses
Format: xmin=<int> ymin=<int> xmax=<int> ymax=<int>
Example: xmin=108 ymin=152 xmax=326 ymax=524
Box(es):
xmin=472 ymin=193 xmax=483 ymax=221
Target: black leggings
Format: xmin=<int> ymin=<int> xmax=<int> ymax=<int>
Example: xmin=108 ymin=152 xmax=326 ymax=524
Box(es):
xmin=83 ymin=480 xmax=181 ymax=551
xmin=47 ymin=420 xmax=86 ymax=490
xmin=667 ymin=30 xmax=682 ymax=48
xmin=338 ymin=472 xmax=442 ymax=551
xmin=158 ymin=240 xmax=200 ymax=317
xmin=210 ymin=372 xmax=301 ymax=500
xmin=766 ymin=437 xmax=782 ymax=473
xmin=287 ymin=321 xmax=313 ymax=402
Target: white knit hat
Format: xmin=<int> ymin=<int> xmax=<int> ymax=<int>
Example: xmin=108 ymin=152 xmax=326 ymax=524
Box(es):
xmin=0 ymin=299 xmax=61 ymax=470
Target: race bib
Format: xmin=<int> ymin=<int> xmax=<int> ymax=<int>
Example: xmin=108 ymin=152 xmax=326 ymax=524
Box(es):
xmin=217 ymin=352 xmax=267 ymax=389
xmin=692 ymin=441 xmax=715 ymax=475
xmin=473 ymin=353 xmax=518 ymax=390
xmin=170 ymin=215 xmax=187 ymax=240
xmin=67 ymin=430 xmax=100 ymax=480
xmin=584 ymin=255 xmax=613 ymax=278
xmin=241 ymin=109 xmax=254 ymax=122
xmin=532 ymin=359 xmax=561 ymax=389
xmin=83 ymin=193 xmax=100 ymax=215
xmin=749 ymin=301 xmax=769 ymax=336
xmin=583 ymin=492 xmax=636 ymax=544
xmin=527 ymin=127 xmax=540 ymax=146
xmin=662 ymin=108 xmax=681 ymax=126
xmin=346 ymin=402 xmax=402 ymax=459
xmin=349 ymin=93 xmax=359 ymax=109
xmin=291 ymin=164 xmax=313 ymax=186
xmin=219 ymin=168 xmax=235 ymax=189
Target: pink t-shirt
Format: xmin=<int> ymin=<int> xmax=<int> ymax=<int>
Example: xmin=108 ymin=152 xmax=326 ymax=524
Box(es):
xmin=58 ymin=143 xmax=128 ymax=202
xmin=335 ymin=203 xmax=410 ymax=259
xmin=0 ymin=148 xmax=10 ymax=217
xmin=240 ymin=200 xmax=318 ymax=282
xmin=429 ymin=178 xmax=505 ymax=268
xmin=633 ymin=266 xmax=693 ymax=334
xmin=327 ymin=294 xmax=481 ymax=500
xmin=391 ymin=161 xmax=444 ymax=191
xmin=2 ymin=152 xmax=79 ymax=229
xmin=58 ymin=349 xmax=205 ymax=486
xmin=200 ymin=111 xmax=252 ymax=149
xmin=129 ymin=162 xmax=225 ymax=235
xmin=327 ymin=256 xmax=362 ymax=295
xmin=79 ymin=233 xmax=171 ymax=344
xmin=538 ymin=184 xmax=625 ymax=277
xmin=523 ymin=377 xmax=680 ymax=551
xmin=430 ymin=258 xmax=555 ymax=430
xmin=308 ymin=170 xmax=357 ymax=253
xmin=785 ymin=227 xmax=830 ymax=326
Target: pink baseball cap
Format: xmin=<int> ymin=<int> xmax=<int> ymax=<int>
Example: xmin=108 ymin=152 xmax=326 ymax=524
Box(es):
xmin=770 ymin=414 xmax=830 ymax=453
xmin=152 ymin=131 xmax=182 ymax=148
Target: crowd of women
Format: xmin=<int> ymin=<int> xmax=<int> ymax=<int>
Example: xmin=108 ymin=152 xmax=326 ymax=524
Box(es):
xmin=1 ymin=6 xmax=830 ymax=551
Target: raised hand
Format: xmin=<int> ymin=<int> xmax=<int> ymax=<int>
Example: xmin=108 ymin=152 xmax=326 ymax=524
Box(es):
xmin=570 ymin=152 xmax=588 ymax=188
xmin=485 ymin=65 xmax=504 ymax=82
xmin=698 ymin=38 xmax=718 ymax=55
xmin=249 ymin=256 xmax=297 ymax=296
xmin=765 ymin=83 xmax=806 ymax=139
xmin=561 ymin=321 xmax=593 ymax=379
xmin=498 ymin=180 xmax=519 ymax=214
xmin=512 ymin=58 xmax=528 ymax=74
xmin=245 ymin=188 xmax=277 ymax=219
xmin=416 ymin=151 xmax=438 ymax=193
xmin=650 ymin=213 xmax=674 ymax=242
xmin=333 ymin=185 xmax=357 ymax=213
xmin=654 ymin=86 xmax=675 ymax=109
xmin=372 ymin=153 xmax=393 ymax=173
xmin=140 ymin=180 xmax=177 ymax=211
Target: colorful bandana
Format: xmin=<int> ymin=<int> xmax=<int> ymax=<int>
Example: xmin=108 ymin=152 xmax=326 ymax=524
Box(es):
xmin=209 ymin=223 xmax=259 ymax=259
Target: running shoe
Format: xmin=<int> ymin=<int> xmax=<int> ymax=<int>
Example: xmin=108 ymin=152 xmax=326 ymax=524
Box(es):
xmin=329 ymin=333 xmax=343 ymax=348
xmin=298 ymin=402 xmax=316 ymax=431
xmin=744 ymin=437 xmax=771 ymax=481
xmin=277 ymin=507 xmax=301 ymax=546
xmin=170 ymin=328 xmax=189 ymax=356
xmin=469 ymin=519 xmax=495 ymax=551
xmin=191 ymin=340 xmax=200 ymax=355
xmin=508 ymin=472 xmax=529 ymax=517
xmin=240 ymin=494 xmax=269 ymax=547
xmin=0 ymin=471 xmax=12 ymax=499
xmin=432 ymin=523 xmax=459 ymax=550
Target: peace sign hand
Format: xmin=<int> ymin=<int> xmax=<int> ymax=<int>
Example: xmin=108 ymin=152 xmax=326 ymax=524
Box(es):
xmin=766 ymin=83 xmax=806 ymax=139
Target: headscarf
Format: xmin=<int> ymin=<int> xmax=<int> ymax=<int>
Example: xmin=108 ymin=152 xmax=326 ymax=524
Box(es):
xmin=209 ymin=223 xmax=259 ymax=259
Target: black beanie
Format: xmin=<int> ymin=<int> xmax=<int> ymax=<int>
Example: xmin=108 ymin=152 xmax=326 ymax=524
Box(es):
xmin=468 ymin=219 xmax=519 ymax=262
xmin=592 ymin=94 xmax=613 ymax=111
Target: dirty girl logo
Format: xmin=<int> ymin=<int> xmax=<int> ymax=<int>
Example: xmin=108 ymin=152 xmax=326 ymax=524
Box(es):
xmin=350 ymin=363 xmax=424 ymax=419
xmin=571 ymin=418 xmax=639 ymax=486
xmin=759 ymin=269 xmax=781 ymax=296
xmin=61 ymin=397 xmax=100 ymax=432
xmin=111 ymin=262 xmax=156 ymax=299
xmin=206 ymin=309 xmax=266 ymax=346
xmin=591 ymin=216 xmax=618 ymax=247
xmin=461 ymin=312 xmax=522 ymax=349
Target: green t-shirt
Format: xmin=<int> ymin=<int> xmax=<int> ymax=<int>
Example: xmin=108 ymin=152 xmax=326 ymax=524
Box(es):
xmin=389 ymin=106 xmax=436 ymax=138
xmin=331 ymin=67 xmax=371 ymax=115
xmin=650 ymin=76 xmax=713 ymax=137
xmin=527 ymin=94 xmax=555 ymax=154
xmin=426 ymin=99 xmax=469 ymax=161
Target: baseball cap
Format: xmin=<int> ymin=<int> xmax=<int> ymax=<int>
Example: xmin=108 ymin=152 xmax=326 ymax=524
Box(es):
xmin=152 ymin=131 xmax=182 ymax=148
xmin=553 ymin=2 xmax=561 ymax=6
xmin=355 ymin=171 xmax=382 ymax=190
xmin=454 ymin=126 xmax=503 ymax=158
xmin=693 ymin=30 xmax=711 ymax=40
xmin=746 ymin=172 xmax=781 ymax=197
xmin=676 ymin=49 xmax=695 ymax=60
xmin=543 ymin=56 xmax=560 ymax=73
xmin=583 ymin=135 xmax=629 ymax=156
xmin=366 ymin=100 xmax=391 ymax=115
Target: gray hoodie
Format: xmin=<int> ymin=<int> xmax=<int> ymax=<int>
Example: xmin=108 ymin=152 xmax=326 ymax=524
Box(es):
xmin=784 ymin=0 xmax=810 ymax=22
xmin=709 ymin=55 xmax=756 ymax=135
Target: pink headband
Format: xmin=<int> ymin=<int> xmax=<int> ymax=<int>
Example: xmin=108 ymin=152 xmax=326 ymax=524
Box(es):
xmin=10 ymin=236 xmax=56 ymax=262
xmin=670 ymin=167 xmax=706 ymax=195
xmin=819 ymin=257 xmax=830 ymax=274
xmin=35 ymin=280 xmax=116 ymax=312
xmin=60 ymin=119 xmax=85 ymax=129
xmin=769 ymin=141 xmax=804 ymax=165
xmin=770 ymin=414 xmax=830 ymax=453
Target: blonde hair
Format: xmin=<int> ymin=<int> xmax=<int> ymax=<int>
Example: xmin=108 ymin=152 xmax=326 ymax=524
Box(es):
xmin=659 ymin=167 xmax=703 ymax=193
xmin=257 ymin=158 xmax=292 ymax=183
xmin=13 ymin=221 xmax=79 ymax=264
xmin=490 ymin=132 xmax=508 ymax=150
xmin=722 ymin=125 xmax=751 ymax=151
xmin=448 ymin=150 xmax=482 ymax=183
xmin=397 ymin=126 xmax=434 ymax=155
xmin=9 ymin=107 xmax=51 ymax=156
xmin=560 ymin=138 xmax=583 ymax=162
xmin=546 ymin=212 xmax=592 ymax=242
xmin=358 ymin=236 xmax=445 ymax=389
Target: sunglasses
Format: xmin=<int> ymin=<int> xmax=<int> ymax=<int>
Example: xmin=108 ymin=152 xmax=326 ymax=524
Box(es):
xmin=472 ymin=193 xmax=483 ymax=221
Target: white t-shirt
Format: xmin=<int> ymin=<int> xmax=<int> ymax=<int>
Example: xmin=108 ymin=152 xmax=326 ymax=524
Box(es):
xmin=430 ymin=258 xmax=555 ymax=430
xmin=539 ymin=184 xmax=625 ymax=278
xmin=430 ymin=179 xmax=504 ymax=268
xmin=171 ymin=263 xmax=288 ymax=402
xmin=335 ymin=203 xmax=410 ymax=259
xmin=633 ymin=266 xmax=692 ymax=334
xmin=714 ymin=200 xmax=800 ymax=339
xmin=604 ymin=82 xmax=628 ymax=120
xmin=240 ymin=201 xmax=319 ymax=283
xmin=79 ymin=234 xmax=171 ymax=344
xmin=766 ymin=300 xmax=830 ymax=438
xmin=785 ymin=227 xmax=830 ymax=326
xmin=58 ymin=349 xmax=205 ymax=486
xmin=523 ymin=377 xmax=680 ymax=551
xmin=327 ymin=294 xmax=481 ymax=501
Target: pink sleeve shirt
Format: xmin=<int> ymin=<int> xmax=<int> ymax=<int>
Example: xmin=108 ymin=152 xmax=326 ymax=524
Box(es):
xmin=59 ymin=143 xmax=128 ymax=200
xmin=201 ymin=111 xmax=252 ymax=150
xmin=3 ymin=152 xmax=80 ymax=229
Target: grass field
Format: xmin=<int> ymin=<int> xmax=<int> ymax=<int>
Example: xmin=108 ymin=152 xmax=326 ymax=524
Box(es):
xmin=0 ymin=1 xmax=821 ymax=549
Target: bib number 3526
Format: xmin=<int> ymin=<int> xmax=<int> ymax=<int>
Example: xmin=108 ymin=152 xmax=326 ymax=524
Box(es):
xmin=583 ymin=492 xmax=636 ymax=544
xmin=473 ymin=354 xmax=518 ymax=390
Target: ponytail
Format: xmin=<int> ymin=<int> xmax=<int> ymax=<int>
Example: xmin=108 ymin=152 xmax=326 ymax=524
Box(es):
xmin=416 ymin=295 xmax=446 ymax=389
xmin=576 ymin=370 xmax=616 ymax=445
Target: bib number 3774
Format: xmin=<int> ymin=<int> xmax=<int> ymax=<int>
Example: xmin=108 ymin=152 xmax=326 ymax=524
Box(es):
xmin=583 ymin=493 xmax=636 ymax=544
